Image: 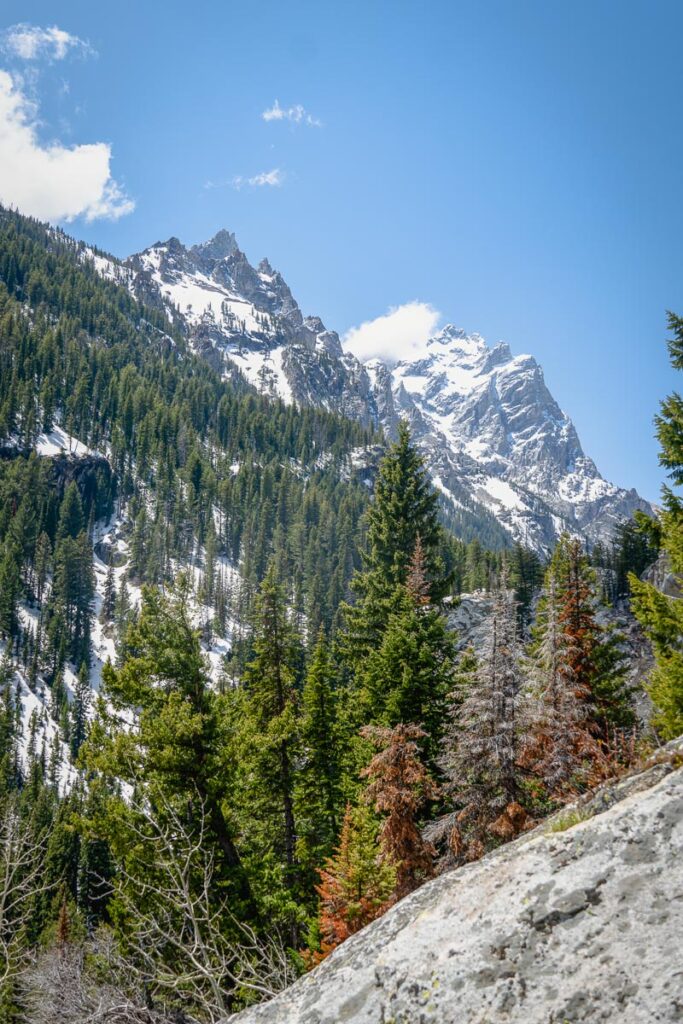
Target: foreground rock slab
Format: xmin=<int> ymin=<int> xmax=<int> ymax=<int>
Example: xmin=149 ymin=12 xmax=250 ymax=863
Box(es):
xmin=231 ymin=754 xmax=683 ymax=1023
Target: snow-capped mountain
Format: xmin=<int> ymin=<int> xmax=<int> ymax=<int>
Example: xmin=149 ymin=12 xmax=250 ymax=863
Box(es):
xmin=371 ymin=326 xmax=650 ymax=552
xmin=103 ymin=230 xmax=650 ymax=552
xmin=122 ymin=231 xmax=377 ymax=425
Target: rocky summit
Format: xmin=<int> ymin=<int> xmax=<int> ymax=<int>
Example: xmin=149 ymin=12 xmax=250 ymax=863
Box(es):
xmin=230 ymin=743 xmax=683 ymax=1024
xmin=92 ymin=229 xmax=649 ymax=554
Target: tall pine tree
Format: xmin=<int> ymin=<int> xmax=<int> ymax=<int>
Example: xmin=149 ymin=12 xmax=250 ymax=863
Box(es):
xmin=296 ymin=629 xmax=342 ymax=875
xmin=343 ymin=423 xmax=451 ymax=667
xmin=441 ymin=566 xmax=529 ymax=858
xmin=631 ymin=312 xmax=683 ymax=739
xmin=356 ymin=540 xmax=456 ymax=768
xmin=237 ymin=563 xmax=304 ymax=938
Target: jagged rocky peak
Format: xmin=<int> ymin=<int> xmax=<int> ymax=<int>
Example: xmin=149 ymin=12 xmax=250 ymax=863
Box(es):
xmin=189 ymin=228 xmax=239 ymax=262
xmin=430 ymin=323 xmax=487 ymax=354
xmin=414 ymin=325 xmax=512 ymax=374
xmin=376 ymin=323 xmax=651 ymax=550
xmin=161 ymin=235 xmax=185 ymax=255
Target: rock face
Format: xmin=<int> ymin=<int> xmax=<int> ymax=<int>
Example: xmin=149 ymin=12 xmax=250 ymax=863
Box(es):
xmin=373 ymin=327 xmax=651 ymax=552
xmin=114 ymin=230 xmax=651 ymax=552
xmin=230 ymin=746 xmax=683 ymax=1024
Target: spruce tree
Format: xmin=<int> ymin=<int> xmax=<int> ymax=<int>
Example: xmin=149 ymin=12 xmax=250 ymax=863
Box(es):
xmin=360 ymin=723 xmax=437 ymax=899
xmin=70 ymin=662 xmax=91 ymax=759
xmin=50 ymin=532 xmax=94 ymax=667
xmin=630 ymin=312 xmax=683 ymax=739
xmin=114 ymin=573 xmax=132 ymax=643
xmin=200 ymin=518 xmax=218 ymax=606
xmin=524 ymin=575 xmax=598 ymax=799
xmin=0 ymin=655 xmax=21 ymax=793
xmin=296 ymin=629 xmax=342 ymax=873
xmin=343 ymin=423 xmax=450 ymax=668
xmin=0 ymin=542 xmax=20 ymax=639
xmin=612 ymin=517 xmax=658 ymax=601
xmin=356 ymin=541 xmax=456 ymax=767
xmin=552 ymin=535 xmax=632 ymax=738
xmin=100 ymin=553 xmax=116 ymax=624
xmin=509 ymin=542 xmax=543 ymax=635
xmin=56 ymin=483 xmax=84 ymax=542
xmin=239 ymin=563 xmax=303 ymax=933
xmin=33 ymin=531 xmax=52 ymax=605
xmin=312 ymin=802 xmax=395 ymax=960
xmin=441 ymin=567 xmax=529 ymax=857
xmin=85 ymin=583 xmax=250 ymax=905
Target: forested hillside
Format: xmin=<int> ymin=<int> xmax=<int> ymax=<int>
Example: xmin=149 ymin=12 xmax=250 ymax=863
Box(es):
xmin=0 ymin=208 xmax=662 ymax=1022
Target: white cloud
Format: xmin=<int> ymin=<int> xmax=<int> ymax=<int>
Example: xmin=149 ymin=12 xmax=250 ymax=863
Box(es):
xmin=0 ymin=70 xmax=134 ymax=222
xmin=246 ymin=168 xmax=283 ymax=187
xmin=206 ymin=168 xmax=284 ymax=191
xmin=2 ymin=24 xmax=94 ymax=61
xmin=262 ymin=99 xmax=321 ymax=127
xmin=343 ymin=302 xmax=442 ymax=364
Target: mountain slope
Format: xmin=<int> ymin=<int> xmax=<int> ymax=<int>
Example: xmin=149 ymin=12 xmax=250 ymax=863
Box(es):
xmin=117 ymin=230 xmax=650 ymax=552
xmin=0 ymin=207 xmax=381 ymax=783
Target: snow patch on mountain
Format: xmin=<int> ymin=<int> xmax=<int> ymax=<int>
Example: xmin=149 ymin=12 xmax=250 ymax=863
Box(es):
xmin=35 ymin=426 xmax=92 ymax=458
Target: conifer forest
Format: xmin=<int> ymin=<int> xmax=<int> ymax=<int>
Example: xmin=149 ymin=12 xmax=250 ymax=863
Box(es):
xmin=0 ymin=204 xmax=678 ymax=1022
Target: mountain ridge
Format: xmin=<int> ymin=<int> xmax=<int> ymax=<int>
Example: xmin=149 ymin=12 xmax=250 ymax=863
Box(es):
xmin=83 ymin=227 xmax=650 ymax=552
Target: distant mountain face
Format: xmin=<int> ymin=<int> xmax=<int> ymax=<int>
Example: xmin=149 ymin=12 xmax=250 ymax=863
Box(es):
xmin=100 ymin=230 xmax=650 ymax=552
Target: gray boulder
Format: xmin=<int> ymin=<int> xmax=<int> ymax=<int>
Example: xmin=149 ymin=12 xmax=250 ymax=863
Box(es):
xmin=230 ymin=742 xmax=683 ymax=1023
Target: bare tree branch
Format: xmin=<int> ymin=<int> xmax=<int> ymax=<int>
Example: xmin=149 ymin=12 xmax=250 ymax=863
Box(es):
xmin=0 ymin=795 xmax=52 ymax=992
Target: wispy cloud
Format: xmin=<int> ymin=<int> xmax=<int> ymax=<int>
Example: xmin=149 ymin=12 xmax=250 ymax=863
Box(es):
xmin=245 ymin=168 xmax=283 ymax=187
xmin=262 ymin=99 xmax=321 ymax=127
xmin=2 ymin=23 xmax=95 ymax=61
xmin=205 ymin=168 xmax=284 ymax=191
xmin=343 ymin=302 xmax=442 ymax=364
xmin=0 ymin=70 xmax=134 ymax=222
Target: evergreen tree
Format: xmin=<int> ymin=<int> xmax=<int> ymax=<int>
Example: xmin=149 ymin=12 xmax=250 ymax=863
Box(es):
xmin=50 ymin=671 xmax=68 ymax=724
xmin=631 ymin=312 xmax=683 ymax=739
xmin=33 ymin=531 xmax=52 ymax=605
xmin=56 ymin=483 xmax=84 ymax=542
xmin=356 ymin=541 xmax=456 ymax=767
xmin=70 ymin=662 xmax=91 ymax=759
xmin=312 ymin=802 xmax=395 ymax=960
xmin=465 ymin=538 xmax=488 ymax=591
xmin=49 ymin=532 xmax=94 ymax=667
xmin=238 ymin=564 xmax=303 ymax=934
xmin=524 ymin=575 xmax=598 ymax=799
xmin=100 ymin=552 xmax=116 ymax=625
xmin=114 ymin=573 xmax=133 ymax=647
xmin=441 ymin=567 xmax=529 ymax=858
xmin=509 ymin=541 xmax=544 ymax=635
xmin=200 ymin=518 xmax=218 ymax=606
xmin=612 ymin=517 xmax=658 ymax=601
xmin=0 ymin=655 xmax=21 ymax=793
xmin=85 ymin=583 xmax=250 ymax=905
xmin=552 ymin=535 xmax=633 ymax=738
xmin=0 ymin=542 xmax=20 ymax=639
xmin=343 ymin=424 xmax=451 ymax=668
xmin=360 ymin=723 xmax=437 ymax=899
xmin=128 ymin=507 xmax=148 ymax=582
xmin=296 ymin=629 xmax=342 ymax=874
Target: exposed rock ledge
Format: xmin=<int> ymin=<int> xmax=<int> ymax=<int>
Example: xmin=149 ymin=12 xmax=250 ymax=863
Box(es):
xmin=231 ymin=742 xmax=683 ymax=1023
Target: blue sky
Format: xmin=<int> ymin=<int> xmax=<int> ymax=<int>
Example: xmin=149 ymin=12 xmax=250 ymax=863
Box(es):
xmin=0 ymin=0 xmax=681 ymax=502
